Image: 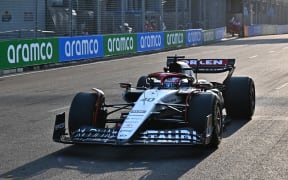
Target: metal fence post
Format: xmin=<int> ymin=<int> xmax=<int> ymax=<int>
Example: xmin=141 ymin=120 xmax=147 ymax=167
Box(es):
xmin=97 ymin=0 xmax=101 ymax=34
xmin=121 ymin=0 xmax=126 ymax=28
xmin=175 ymin=0 xmax=178 ymax=29
xmin=159 ymin=0 xmax=162 ymax=31
xmin=35 ymin=0 xmax=38 ymax=38
xmin=69 ymin=0 xmax=73 ymax=36
xmin=142 ymin=0 xmax=145 ymax=32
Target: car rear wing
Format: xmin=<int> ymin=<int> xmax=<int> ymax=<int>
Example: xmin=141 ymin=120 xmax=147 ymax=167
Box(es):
xmin=167 ymin=56 xmax=235 ymax=74
xmin=179 ymin=59 xmax=235 ymax=73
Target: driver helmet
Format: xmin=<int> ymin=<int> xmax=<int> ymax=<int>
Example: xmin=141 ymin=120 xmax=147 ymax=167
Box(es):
xmin=163 ymin=77 xmax=181 ymax=89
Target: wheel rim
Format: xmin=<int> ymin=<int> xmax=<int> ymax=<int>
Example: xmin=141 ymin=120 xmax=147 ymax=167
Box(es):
xmin=215 ymin=106 xmax=222 ymax=136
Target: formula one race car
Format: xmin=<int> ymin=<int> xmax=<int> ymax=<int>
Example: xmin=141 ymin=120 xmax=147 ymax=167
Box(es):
xmin=53 ymin=55 xmax=255 ymax=148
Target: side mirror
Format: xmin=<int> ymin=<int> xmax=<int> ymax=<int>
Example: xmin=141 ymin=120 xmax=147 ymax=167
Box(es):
xmin=120 ymin=83 xmax=132 ymax=89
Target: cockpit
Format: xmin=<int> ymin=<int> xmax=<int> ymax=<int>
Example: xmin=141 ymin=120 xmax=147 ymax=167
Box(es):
xmin=147 ymin=73 xmax=192 ymax=89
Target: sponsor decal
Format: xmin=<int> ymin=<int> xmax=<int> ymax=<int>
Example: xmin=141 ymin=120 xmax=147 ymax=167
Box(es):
xmin=124 ymin=120 xmax=141 ymax=124
xmin=164 ymin=31 xmax=185 ymax=48
xmin=253 ymin=25 xmax=262 ymax=36
xmin=215 ymin=27 xmax=225 ymax=41
xmin=248 ymin=26 xmax=255 ymax=37
xmin=127 ymin=114 xmax=144 ymax=117
xmin=0 ymin=38 xmax=58 ymax=69
xmin=182 ymin=59 xmax=228 ymax=66
xmin=73 ymin=128 xmax=117 ymax=139
xmin=140 ymin=98 xmax=155 ymax=102
xmin=139 ymin=130 xmax=195 ymax=143
xmin=119 ymin=130 xmax=133 ymax=134
xmin=59 ymin=35 xmax=103 ymax=62
xmin=122 ymin=123 xmax=133 ymax=128
xmin=203 ymin=30 xmax=215 ymax=43
xmin=54 ymin=123 xmax=65 ymax=130
xmin=2 ymin=11 xmax=12 ymax=22
xmin=167 ymin=32 xmax=184 ymax=45
xmin=119 ymin=129 xmax=132 ymax=133
xmin=186 ymin=29 xmax=202 ymax=46
xmin=121 ymin=116 xmax=142 ymax=128
xmin=108 ymin=36 xmax=133 ymax=52
xmin=130 ymin=110 xmax=146 ymax=113
xmin=104 ymin=34 xmax=137 ymax=56
xmin=118 ymin=133 xmax=128 ymax=137
xmin=137 ymin=32 xmax=164 ymax=52
xmin=8 ymin=42 xmax=53 ymax=64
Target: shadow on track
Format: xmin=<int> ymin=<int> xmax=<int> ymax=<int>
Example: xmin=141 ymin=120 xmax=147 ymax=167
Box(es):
xmin=0 ymin=118 xmax=249 ymax=180
xmin=223 ymin=118 xmax=250 ymax=138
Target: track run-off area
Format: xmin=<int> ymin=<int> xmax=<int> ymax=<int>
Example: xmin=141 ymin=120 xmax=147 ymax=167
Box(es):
xmin=0 ymin=34 xmax=288 ymax=180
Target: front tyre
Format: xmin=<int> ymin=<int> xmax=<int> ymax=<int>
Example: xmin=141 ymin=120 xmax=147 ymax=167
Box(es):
xmin=68 ymin=92 xmax=106 ymax=136
xmin=188 ymin=93 xmax=223 ymax=148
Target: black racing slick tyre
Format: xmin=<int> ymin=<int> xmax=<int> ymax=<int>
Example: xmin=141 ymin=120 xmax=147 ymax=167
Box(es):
xmin=188 ymin=93 xmax=223 ymax=148
xmin=136 ymin=76 xmax=149 ymax=89
xmin=68 ymin=92 xmax=106 ymax=136
xmin=224 ymin=77 xmax=255 ymax=119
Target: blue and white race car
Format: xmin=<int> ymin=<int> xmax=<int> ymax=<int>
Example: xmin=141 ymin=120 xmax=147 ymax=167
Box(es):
xmin=53 ymin=55 xmax=255 ymax=148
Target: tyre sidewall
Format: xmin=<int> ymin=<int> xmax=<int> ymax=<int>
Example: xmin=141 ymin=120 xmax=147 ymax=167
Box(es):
xmin=188 ymin=93 xmax=222 ymax=147
xmin=136 ymin=76 xmax=149 ymax=88
xmin=224 ymin=77 xmax=255 ymax=118
xmin=68 ymin=92 xmax=104 ymax=136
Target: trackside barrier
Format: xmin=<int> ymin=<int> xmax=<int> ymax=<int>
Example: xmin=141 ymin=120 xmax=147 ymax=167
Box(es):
xmin=103 ymin=34 xmax=137 ymax=56
xmin=164 ymin=30 xmax=186 ymax=48
xmin=215 ymin=27 xmax=226 ymax=42
xmin=186 ymin=29 xmax=203 ymax=46
xmin=59 ymin=35 xmax=104 ymax=62
xmin=245 ymin=24 xmax=288 ymax=37
xmin=262 ymin=25 xmax=277 ymax=35
xmin=137 ymin=32 xmax=164 ymax=52
xmin=203 ymin=29 xmax=216 ymax=44
xmin=0 ymin=24 xmax=287 ymax=73
xmin=276 ymin=25 xmax=288 ymax=34
xmin=0 ymin=38 xmax=59 ymax=70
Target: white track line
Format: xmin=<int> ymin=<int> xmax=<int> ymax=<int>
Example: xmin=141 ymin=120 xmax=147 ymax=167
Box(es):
xmin=253 ymin=115 xmax=288 ymax=121
xmin=48 ymin=106 xmax=70 ymax=113
xmin=248 ymin=55 xmax=258 ymax=59
xmin=0 ymin=58 xmax=129 ymax=79
xmin=275 ymin=82 xmax=288 ymax=90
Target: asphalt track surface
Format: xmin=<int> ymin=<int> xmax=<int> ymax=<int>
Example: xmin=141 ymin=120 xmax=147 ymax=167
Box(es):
xmin=0 ymin=34 xmax=288 ymax=180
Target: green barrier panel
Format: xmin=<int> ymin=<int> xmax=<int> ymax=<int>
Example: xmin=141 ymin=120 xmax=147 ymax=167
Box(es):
xmin=164 ymin=30 xmax=186 ymax=48
xmin=103 ymin=34 xmax=137 ymax=56
xmin=0 ymin=38 xmax=59 ymax=69
xmin=203 ymin=29 xmax=216 ymax=44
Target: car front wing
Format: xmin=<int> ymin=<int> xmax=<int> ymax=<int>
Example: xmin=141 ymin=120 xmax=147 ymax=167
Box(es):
xmin=53 ymin=113 xmax=206 ymax=146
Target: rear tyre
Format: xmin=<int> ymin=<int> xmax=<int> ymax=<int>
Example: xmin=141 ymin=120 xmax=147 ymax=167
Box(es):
xmin=188 ymin=93 xmax=222 ymax=148
xmin=136 ymin=76 xmax=149 ymax=88
xmin=68 ymin=92 xmax=105 ymax=136
xmin=224 ymin=77 xmax=255 ymax=119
